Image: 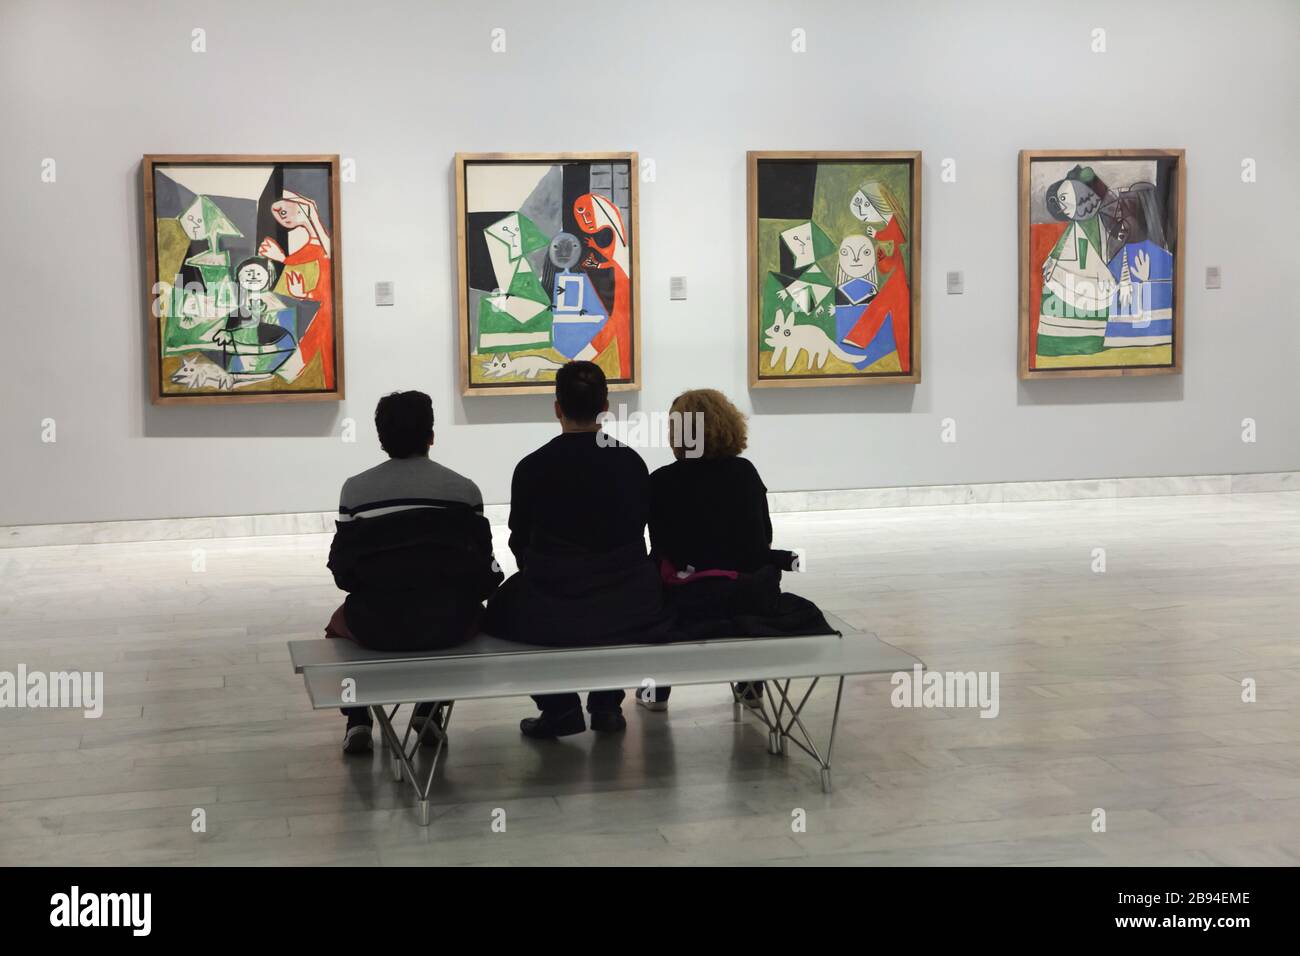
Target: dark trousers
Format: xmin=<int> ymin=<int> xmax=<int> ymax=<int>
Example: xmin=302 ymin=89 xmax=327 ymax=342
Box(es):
xmin=533 ymin=689 xmax=625 ymax=716
xmin=325 ymin=604 xmax=370 ymax=723
xmin=327 ymin=603 xmax=473 ymax=725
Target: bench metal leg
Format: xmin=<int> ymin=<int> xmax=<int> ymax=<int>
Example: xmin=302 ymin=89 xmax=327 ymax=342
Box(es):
xmin=738 ymin=676 xmax=845 ymax=792
xmin=368 ymin=704 xmax=405 ymax=780
xmin=372 ymin=700 xmax=456 ymax=826
xmin=744 ymin=679 xmax=790 ymax=756
xmin=729 ymin=682 xmax=745 ymax=722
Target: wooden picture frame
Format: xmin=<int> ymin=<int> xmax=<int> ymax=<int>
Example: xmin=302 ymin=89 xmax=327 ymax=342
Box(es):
xmin=455 ymin=152 xmax=641 ymax=396
xmin=1018 ymin=148 xmax=1185 ymax=380
xmin=748 ymin=150 xmax=922 ymax=389
xmin=143 ymin=154 xmax=344 ymax=405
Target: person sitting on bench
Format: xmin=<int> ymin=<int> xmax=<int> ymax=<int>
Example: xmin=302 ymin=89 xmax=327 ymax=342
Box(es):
xmin=482 ymin=361 xmax=673 ymax=738
xmin=326 ymin=390 xmax=504 ymax=754
xmin=643 ymin=388 xmax=828 ymax=713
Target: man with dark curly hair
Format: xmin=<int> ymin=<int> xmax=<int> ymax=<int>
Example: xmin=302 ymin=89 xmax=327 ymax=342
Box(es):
xmin=325 ymin=391 xmax=503 ymax=754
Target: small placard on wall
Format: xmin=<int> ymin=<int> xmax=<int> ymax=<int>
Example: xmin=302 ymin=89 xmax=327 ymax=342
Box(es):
xmin=669 ymin=276 xmax=687 ymax=300
xmin=375 ymin=281 xmax=395 ymax=306
xmin=1205 ymin=266 xmax=1221 ymax=290
xmin=946 ymin=271 xmax=964 ymax=295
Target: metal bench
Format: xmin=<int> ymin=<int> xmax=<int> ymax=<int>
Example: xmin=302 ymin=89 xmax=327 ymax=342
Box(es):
xmin=288 ymin=613 xmax=921 ymax=825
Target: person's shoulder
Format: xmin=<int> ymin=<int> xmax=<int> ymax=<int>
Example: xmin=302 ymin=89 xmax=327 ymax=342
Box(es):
xmin=733 ymin=455 xmax=768 ymax=489
xmin=515 ymin=438 xmax=556 ymax=470
xmin=648 ymin=462 xmax=669 ymax=493
xmin=424 ymin=458 xmax=484 ymax=507
xmin=613 ymin=439 xmax=650 ymax=474
xmin=338 ymin=459 xmax=388 ymax=503
xmin=345 ymin=459 xmax=391 ymax=484
xmin=650 ymin=457 xmax=685 ymax=482
xmin=589 ymin=432 xmax=648 ymax=477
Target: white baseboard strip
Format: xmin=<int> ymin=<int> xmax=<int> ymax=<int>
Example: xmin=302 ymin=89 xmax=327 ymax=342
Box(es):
xmin=3 ymin=471 xmax=1297 ymax=550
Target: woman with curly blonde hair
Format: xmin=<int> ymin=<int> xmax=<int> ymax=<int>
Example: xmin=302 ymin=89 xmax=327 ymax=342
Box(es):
xmin=651 ymin=389 xmax=771 ymax=572
xmin=645 ymin=389 xmax=826 ymax=712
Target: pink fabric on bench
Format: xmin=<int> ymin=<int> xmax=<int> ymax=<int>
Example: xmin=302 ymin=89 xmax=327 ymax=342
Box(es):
xmin=659 ymin=559 xmax=739 ymax=586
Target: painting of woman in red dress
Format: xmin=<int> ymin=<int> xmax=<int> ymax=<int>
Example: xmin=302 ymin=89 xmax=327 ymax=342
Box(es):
xmin=259 ymin=190 xmax=335 ymax=389
xmin=573 ymin=192 xmax=631 ymax=379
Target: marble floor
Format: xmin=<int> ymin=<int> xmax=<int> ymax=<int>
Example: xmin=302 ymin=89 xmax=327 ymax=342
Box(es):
xmin=2 ymin=492 xmax=1299 ymax=867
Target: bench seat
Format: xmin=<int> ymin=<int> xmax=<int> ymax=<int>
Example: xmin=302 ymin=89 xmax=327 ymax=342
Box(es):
xmin=288 ymin=612 xmax=921 ymax=825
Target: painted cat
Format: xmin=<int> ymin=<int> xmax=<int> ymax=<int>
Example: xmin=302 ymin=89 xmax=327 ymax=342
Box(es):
xmin=481 ymin=352 xmax=565 ymax=380
xmin=170 ymin=356 xmax=271 ymax=390
xmin=765 ymin=309 xmax=859 ymax=371
xmin=169 ymin=355 xmax=270 ymax=391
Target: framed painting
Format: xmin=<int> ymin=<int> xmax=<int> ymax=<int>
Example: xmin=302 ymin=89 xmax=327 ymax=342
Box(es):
xmin=1019 ymin=149 xmax=1185 ymax=379
xmin=748 ymin=150 xmax=921 ymax=389
xmin=144 ymin=155 xmax=344 ymax=404
xmin=455 ymin=152 xmax=640 ymax=395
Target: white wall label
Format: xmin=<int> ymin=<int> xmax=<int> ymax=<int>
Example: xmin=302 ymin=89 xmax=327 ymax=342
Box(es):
xmin=1205 ymin=266 xmax=1221 ymax=290
xmin=946 ymin=271 xmax=964 ymax=295
xmin=375 ymin=281 xmax=395 ymax=306
xmin=669 ymin=276 xmax=687 ymax=300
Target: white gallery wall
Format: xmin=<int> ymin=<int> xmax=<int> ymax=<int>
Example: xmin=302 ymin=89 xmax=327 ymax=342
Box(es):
xmin=1 ymin=0 xmax=1297 ymax=526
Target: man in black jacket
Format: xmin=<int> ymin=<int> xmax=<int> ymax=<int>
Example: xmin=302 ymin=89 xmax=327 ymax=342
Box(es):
xmin=482 ymin=361 xmax=673 ymax=739
xmin=326 ymin=391 xmax=503 ymax=754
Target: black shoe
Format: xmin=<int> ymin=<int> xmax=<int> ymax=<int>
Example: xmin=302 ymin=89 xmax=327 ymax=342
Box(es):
xmin=520 ymin=708 xmax=586 ymax=739
xmin=589 ymin=710 xmax=627 ymax=733
xmin=410 ymin=701 xmax=438 ymax=732
xmin=342 ymin=712 xmax=373 ymax=755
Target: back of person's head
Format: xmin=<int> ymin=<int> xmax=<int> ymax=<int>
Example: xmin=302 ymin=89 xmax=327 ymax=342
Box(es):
xmin=669 ymin=388 xmax=747 ymax=460
xmin=555 ymin=361 xmax=608 ymax=424
xmin=375 ymin=391 xmax=434 ymax=458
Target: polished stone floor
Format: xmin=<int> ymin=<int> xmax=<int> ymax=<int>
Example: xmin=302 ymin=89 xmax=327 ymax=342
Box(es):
xmin=1 ymin=492 xmax=1298 ymax=866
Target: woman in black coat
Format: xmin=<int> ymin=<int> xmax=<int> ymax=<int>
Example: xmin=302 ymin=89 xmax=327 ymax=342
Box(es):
xmin=645 ymin=389 xmax=828 ymax=711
